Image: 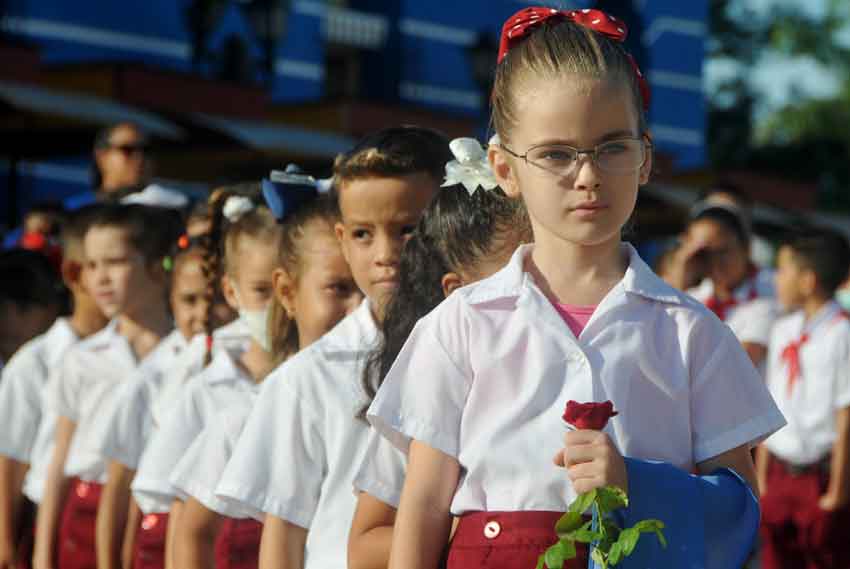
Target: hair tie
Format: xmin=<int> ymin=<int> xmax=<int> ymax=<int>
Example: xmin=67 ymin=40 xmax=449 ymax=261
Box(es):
xmin=222 ymin=196 xmax=255 ymax=223
xmin=498 ymin=7 xmax=651 ymax=111
xmin=442 ymin=138 xmax=498 ymax=196
xmin=261 ymin=164 xmax=320 ymax=222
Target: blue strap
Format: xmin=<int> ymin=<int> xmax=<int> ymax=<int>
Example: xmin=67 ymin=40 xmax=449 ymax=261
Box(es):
xmin=586 ymin=458 xmax=759 ymax=569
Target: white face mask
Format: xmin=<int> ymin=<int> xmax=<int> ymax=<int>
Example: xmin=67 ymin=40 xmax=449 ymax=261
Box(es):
xmin=837 ymin=289 xmax=850 ymax=312
xmin=231 ymin=281 xmax=272 ymax=352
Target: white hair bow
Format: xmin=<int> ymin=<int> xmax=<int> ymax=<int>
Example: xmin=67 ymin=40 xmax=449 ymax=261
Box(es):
xmin=223 ymin=196 xmax=255 ymax=223
xmin=442 ymin=137 xmax=499 ymax=195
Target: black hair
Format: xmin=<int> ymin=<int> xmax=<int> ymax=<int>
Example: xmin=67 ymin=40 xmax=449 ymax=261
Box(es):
xmin=358 ymin=185 xmax=531 ymax=419
xmin=86 ymin=203 xmax=183 ymax=267
xmin=783 ymin=228 xmax=850 ymax=297
xmin=333 ymin=126 xmax=453 ymax=191
xmin=91 ymin=122 xmax=148 ymax=191
xmin=0 ymin=249 xmax=68 ymax=313
xmin=691 ymin=206 xmax=750 ymax=247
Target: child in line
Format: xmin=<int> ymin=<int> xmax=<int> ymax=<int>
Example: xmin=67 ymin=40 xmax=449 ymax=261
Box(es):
xmin=33 ymin=204 xmax=180 ymax=569
xmin=89 ymin=239 xmax=210 ymax=569
xmin=368 ymin=8 xmax=784 ymax=569
xmin=348 ymin=149 xmax=532 ymax=569
xmin=132 ymin=185 xmax=283 ymax=569
xmin=215 ymin=126 xmax=450 ymax=569
xmin=171 ymin=174 xmax=363 ymax=569
xmin=0 ymin=208 xmax=107 ymax=569
xmin=667 ymin=206 xmax=779 ymax=368
xmin=758 ymin=230 xmax=850 ymax=569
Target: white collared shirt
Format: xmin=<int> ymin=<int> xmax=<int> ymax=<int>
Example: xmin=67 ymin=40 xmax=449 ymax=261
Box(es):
xmin=764 ymin=301 xmax=850 ymax=465
xmin=46 ymin=320 xmax=140 ymax=482
xmin=216 ymin=299 xmax=379 ymax=569
xmin=131 ymin=348 xmax=254 ymax=514
xmin=688 ymin=269 xmax=780 ymax=347
xmin=0 ymin=319 xmax=79 ymax=503
xmin=369 ymin=244 xmax=785 ymax=515
xmin=169 ymin=394 xmax=256 ymax=519
xmin=353 ymin=428 xmax=406 ymax=509
xmin=84 ymin=329 xmax=188 ymax=470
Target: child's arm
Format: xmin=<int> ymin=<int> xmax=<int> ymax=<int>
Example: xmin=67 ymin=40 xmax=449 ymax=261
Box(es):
xmin=696 ymin=443 xmax=758 ymax=492
xmin=755 ymin=444 xmax=770 ymax=496
xmin=164 ymin=499 xmax=183 ymax=569
xmin=259 ymin=514 xmax=307 ymax=569
xmin=0 ymin=456 xmax=27 ymax=569
xmin=121 ymin=498 xmax=141 ymax=569
xmin=741 ymin=342 xmax=767 ymax=368
xmin=820 ymin=406 xmax=850 ymax=511
xmin=96 ymin=460 xmax=135 ymax=569
xmin=388 ymin=440 xmax=458 ymax=569
xmin=348 ymin=492 xmax=396 ymax=569
xmin=173 ymin=497 xmax=222 ymax=569
xmin=33 ymin=416 xmax=75 ymax=569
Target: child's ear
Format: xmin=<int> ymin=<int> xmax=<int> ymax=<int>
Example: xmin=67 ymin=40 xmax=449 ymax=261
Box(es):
xmin=273 ymin=268 xmax=296 ymax=318
xmin=220 ymin=274 xmax=239 ymax=311
xmin=441 ymin=272 xmax=465 ymax=298
xmin=489 ymin=146 xmax=520 ymax=198
xmin=639 ymin=134 xmax=653 ymax=186
xmin=61 ymin=259 xmax=82 ymax=289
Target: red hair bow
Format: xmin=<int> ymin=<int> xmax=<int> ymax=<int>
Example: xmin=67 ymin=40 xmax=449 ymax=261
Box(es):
xmin=497 ymin=7 xmax=650 ymax=111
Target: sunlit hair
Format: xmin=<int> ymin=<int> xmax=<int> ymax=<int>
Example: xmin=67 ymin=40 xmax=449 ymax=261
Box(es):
xmin=783 ymin=228 xmax=850 ymax=296
xmin=267 ymin=195 xmax=341 ymax=366
xmin=491 ymin=17 xmax=647 ymax=143
xmin=358 ymin=186 xmax=531 ymax=419
xmin=86 ymin=203 xmax=183 ymax=267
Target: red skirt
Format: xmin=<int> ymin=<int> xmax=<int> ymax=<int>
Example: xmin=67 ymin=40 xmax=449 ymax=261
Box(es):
xmin=133 ymin=513 xmax=168 ymax=569
xmin=447 ymin=511 xmax=589 ymax=569
xmin=57 ymin=479 xmax=102 ymax=569
xmin=214 ymin=518 xmax=263 ymax=569
xmin=760 ymin=455 xmax=850 ymax=569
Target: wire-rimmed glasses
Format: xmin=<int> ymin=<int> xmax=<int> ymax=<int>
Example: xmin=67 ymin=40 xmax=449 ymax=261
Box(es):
xmin=500 ymin=137 xmax=650 ymax=177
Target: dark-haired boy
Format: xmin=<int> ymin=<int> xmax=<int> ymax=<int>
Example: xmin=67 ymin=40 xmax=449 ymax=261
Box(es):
xmin=33 ymin=204 xmax=179 ymax=569
xmin=758 ymin=229 xmax=850 ymax=569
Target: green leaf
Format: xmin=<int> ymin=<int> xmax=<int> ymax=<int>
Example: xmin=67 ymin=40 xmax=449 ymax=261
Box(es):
xmin=544 ymin=541 xmax=567 ymax=569
xmin=591 ymin=547 xmax=609 ymax=569
xmin=596 ymin=486 xmax=629 ymax=513
xmin=555 ymin=511 xmax=585 ymax=538
xmin=536 ymin=554 xmax=546 ymax=569
xmin=617 ymin=527 xmax=640 ymax=556
xmin=601 ymin=518 xmax=621 ymax=537
xmin=608 ymin=540 xmax=624 ymax=566
xmin=571 ymin=526 xmax=604 ymax=543
xmin=633 ymin=519 xmax=667 ymax=548
xmin=569 ymin=489 xmax=597 ymax=514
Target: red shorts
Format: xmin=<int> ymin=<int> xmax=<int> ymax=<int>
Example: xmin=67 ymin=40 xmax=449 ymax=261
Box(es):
xmin=760 ymin=455 xmax=850 ymax=569
xmin=57 ymin=479 xmax=102 ymax=569
xmin=447 ymin=511 xmax=589 ymax=569
xmin=214 ymin=518 xmax=263 ymax=569
xmin=133 ymin=513 xmax=168 ymax=569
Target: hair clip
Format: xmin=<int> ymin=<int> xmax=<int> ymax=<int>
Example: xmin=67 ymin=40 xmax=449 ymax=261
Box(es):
xmin=162 ymin=256 xmax=174 ymax=272
xmin=442 ymin=138 xmax=499 ymax=195
xmin=177 ymin=234 xmax=191 ymax=250
xmin=262 ymin=164 xmax=320 ymax=222
xmin=222 ymin=196 xmax=255 ymax=223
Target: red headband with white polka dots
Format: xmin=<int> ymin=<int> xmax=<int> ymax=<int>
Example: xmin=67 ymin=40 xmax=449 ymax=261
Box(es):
xmin=497 ymin=7 xmax=651 ymax=111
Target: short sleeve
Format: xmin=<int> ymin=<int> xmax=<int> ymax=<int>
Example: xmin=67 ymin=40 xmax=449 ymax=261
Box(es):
xmin=728 ymin=299 xmax=779 ymax=346
xmin=689 ymin=317 xmax=786 ymax=463
xmin=170 ymin=404 xmax=254 ymax=519
xmin=91 ymin=374 xmax=155 ymax=470
xmin=352 ymin=429 xmax=407 ymax=509
xmin=0 ymin=346 xmax=48 ymax=461
xmin=46 ymin=349 xmax=84 ymax=422
xmin=216 ymin=366 xmax=326 ymax=527
xmin=367 ymin=298 xmax=472 ymax=458
xmin=131 ymin=383 xmax=205 ymax=510
xmin=832 ymin=327 xmax=850 ymax=409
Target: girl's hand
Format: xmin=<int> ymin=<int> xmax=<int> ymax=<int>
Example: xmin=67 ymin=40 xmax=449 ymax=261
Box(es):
xmin=819 ymin=493 xmax=845 ymax=512
xmin=553 ymin=430 xmax=628 ymax=495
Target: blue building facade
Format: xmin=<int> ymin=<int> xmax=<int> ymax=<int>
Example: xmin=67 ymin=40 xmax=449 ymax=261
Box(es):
xmin=1 ymin=0 xmax=707 ymax=220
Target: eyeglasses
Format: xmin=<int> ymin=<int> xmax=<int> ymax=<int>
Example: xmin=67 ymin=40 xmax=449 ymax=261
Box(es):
xmin=105 ymin=142 xmax=149 ymax=156
xmin=500 ymin=137 xmax=649 ymax=177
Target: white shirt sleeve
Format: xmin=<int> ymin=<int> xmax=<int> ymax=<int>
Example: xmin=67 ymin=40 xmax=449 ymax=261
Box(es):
xmin=170 ymin=405 xmax=254 ymax=519
xmin=0 ymin=346 xmax=47 ymax=461
xmin=217 ymin=373 xmax=327 ymax=527
xmin=688 ymin=316 xmax=786 ymax=463
xmin=352 ymin=428 xmax=406 ymax=509
xmin=368 ymin=299 xmax=472 ymax=458
xmin=832 ymin=328 xmax=850 ymax=409
xmin=728 ymin=298 xmax=780 ymax=346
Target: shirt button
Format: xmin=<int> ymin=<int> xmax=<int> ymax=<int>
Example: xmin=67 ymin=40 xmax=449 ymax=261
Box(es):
xmin=484 ymin=520 xmax=501 ymax=539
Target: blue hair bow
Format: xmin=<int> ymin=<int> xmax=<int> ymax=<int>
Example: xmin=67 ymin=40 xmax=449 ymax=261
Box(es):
xmin=261 ymin=164 xmax=320 ymax=222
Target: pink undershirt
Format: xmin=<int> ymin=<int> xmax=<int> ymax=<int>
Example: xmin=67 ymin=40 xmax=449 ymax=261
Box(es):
xmin=553 ymin=303 xmax=597 ymax=338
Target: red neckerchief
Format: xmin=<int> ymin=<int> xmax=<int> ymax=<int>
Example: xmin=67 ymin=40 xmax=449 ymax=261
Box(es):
xmin=706 ymin=268 xmax=759 ymax=321
xmin=783 ymin=306 xmax=848 ymax=396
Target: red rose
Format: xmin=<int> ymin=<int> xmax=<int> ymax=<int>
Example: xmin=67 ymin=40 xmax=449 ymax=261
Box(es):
xmin=562 ymin=400 xmax=618 ymax=430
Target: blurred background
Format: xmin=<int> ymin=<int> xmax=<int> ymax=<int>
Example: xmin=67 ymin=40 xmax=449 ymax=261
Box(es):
xmin=0 ymin=0 xmax=848 ymax=260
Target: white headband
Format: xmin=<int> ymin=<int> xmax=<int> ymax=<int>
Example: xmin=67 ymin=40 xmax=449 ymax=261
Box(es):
xmin=222 ymin=195 xmax=255 ymax=223
xmin=442 ymin=137 xmax=499 ymax=195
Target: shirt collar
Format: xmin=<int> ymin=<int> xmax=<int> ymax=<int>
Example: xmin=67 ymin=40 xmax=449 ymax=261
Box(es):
xmin=320 ymin=298 xmax=380 ymax=352
xmin=205 ymin=348 xmax=253 ymax=385
xmin=43 ymin=317 xmax=79 ymax=366
xmin=465 ymin=243 xmax=685 ymax=306
xmin=803 ymin=300 xmax=843 ymax=335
